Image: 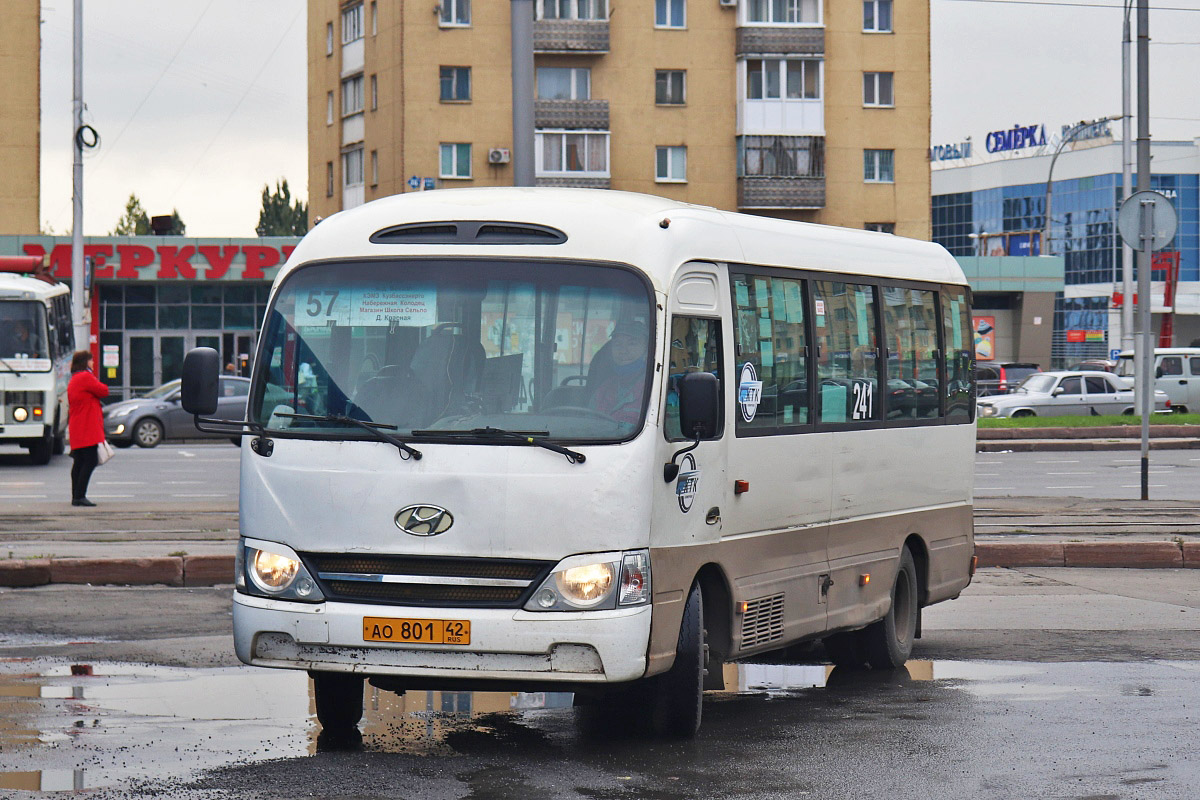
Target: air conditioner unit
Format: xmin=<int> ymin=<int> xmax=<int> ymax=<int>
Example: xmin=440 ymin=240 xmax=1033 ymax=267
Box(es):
xmin=718 ymin=0 xmax=737 ymax=8
xmin=488 ymin=148 xmax=511 ymax=165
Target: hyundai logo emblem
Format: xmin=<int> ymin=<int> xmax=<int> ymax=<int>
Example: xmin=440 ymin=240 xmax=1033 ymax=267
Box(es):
xmin=395 ymin=505 xmax=454 ymax=536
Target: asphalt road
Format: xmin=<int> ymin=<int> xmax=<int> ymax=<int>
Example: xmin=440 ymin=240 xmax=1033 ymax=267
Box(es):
xmin=975 ymin=450 xmax=1200 ymax=500
xmin=1 ymin=568 xmax=1198 ymax=799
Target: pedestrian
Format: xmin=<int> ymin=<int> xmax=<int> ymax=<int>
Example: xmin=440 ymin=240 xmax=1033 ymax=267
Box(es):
xmin=67 ymin=350 xmax=109 ymax=507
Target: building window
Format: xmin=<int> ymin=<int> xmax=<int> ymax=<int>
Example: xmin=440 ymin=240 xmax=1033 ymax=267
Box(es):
xmin=537 ymin=131 xmax=609 ymax=176
xmin=326 ymin=22 xmax=333 ymax=55
xmin=863 ymin=72 xmax=894 ymax=107
xmin=656 ymin=145 xmax=687 ymax=182
xmin=370 ymin=74 xmax=377 ymax=110
xmin=343 ymin=148 xmax=365 ymax=187
xmin=342 ymin=3 xmax=363 ymax=44
xmin=371 ymin=1 xmax=377 ymax=34
xmin=863 ymin=0 xmax=892 ymax=32
xmin=370 ymin=150 xmax=378 ymax=186
xmin=326 ymin=161 xmax=334 ymax=197
xmin=746 ymin=0 xmax=819 ymax=25
xmin=538 ymin=0 xmax=606 ymax=20
xmin=440 ymin=0 xmax=471 ymax=26
xmin=342 ymin=75 xmax=364 ymax=116
xmin=326 ymin=92 xmax=334 ymax=125
xmin=746 ymin=59 xmax=821 ymax=100
xmin=440 ymin=66 xmax=471 ymax=102
xmin=863 ymin=149 xmax=894 ymax=183
xmin=440 ymin=143 xmax=472 ymax=178
xmin=655 ymin=70 xmax=686 ymax=105
xmin=865 ymin=222 xmax=895 ymax=233
xmin=536 ymin=67 xmax=590 ymax=100
xmin=655 ymin=0 xmax=685 ymax=28
xmin=738 ymin=135 xmax=824 ymax=177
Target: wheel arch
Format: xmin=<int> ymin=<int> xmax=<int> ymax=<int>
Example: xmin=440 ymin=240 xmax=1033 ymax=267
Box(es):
xmin=694 ymin=562 xmax=732 ymax=689
xmin=903 ymin=533 xmax=930 ymax=608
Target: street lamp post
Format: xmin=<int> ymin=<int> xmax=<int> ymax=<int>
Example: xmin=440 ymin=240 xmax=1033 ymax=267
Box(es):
xmin=1042 ymin=116 xmax=1122 ymax=256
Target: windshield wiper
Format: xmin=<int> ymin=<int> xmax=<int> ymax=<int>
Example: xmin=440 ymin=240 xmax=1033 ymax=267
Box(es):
xmin=277 ymin=412 xmax=423 ymax=461
xmin=0 ymin=356 xmax=23 ymax=377
xmin=411 ymin=426 xmax=585 ymax=465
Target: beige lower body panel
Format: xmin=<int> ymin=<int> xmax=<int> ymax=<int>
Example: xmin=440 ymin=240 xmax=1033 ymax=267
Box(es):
xmin=647 ymin=503 xmax=973 ymax=674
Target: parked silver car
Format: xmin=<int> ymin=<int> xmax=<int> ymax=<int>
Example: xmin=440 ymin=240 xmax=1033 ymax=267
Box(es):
xmin=102 ymin=377 xmax=250 ymax=447
xmin=976 ymin=370 xmax=1169 ymax=418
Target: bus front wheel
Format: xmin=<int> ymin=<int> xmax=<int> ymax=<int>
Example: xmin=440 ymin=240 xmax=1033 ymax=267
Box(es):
xmin=28 ymin=431 xmax=53 ymax=465
xmin=311 ymin=671 xmax=364 ymax=734
xmin=650 ymin=581 xmax=706 ymax=738
xmin=861 ymin=547 xmax=919 ymax=670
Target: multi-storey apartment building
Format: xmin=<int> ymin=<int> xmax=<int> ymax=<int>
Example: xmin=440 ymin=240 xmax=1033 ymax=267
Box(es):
xmin=0 ymin=0 xmax=40 ymax=234
xmin=308 ymin=0 xmax=930 ymax=238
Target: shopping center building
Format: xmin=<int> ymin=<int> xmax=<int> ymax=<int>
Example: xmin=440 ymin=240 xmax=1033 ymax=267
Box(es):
xmin=932 ymin=129 xmax=1199 ymax=367
xmin=0 ymin=236 xmax=299 ymax=398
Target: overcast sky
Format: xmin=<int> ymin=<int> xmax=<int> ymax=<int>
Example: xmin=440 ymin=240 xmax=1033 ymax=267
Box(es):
xmin=37 ymin=0 xmax=1200 ymax=237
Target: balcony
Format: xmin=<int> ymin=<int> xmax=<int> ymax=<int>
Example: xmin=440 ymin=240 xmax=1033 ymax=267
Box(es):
xmin=535 ymin=176 xmax=610 ymax=189
xmin=736 ymin=27 xmax=824 ymax=57
xmin=738 ymin=176 xmax=825 ymax=209
xmin=533 ymin=19 xmax=609 ymax=53
xmin=534 ymin=99 xmax=609 ymax=130
xmin=739 ymin=99 xmax=823 ymax=136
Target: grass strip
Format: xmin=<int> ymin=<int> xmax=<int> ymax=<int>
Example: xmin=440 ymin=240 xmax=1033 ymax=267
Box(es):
xmin=978 ymin=413 xmax=1200 ymax=428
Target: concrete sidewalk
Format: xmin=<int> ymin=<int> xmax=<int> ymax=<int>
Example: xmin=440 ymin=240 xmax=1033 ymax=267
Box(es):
xmin=1 ymin=495 xmax=1198 ymax=587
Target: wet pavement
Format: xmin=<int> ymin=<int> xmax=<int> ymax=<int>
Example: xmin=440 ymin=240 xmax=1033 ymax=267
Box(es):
xmin=2 ymin=656 xmax=1198 ymax=799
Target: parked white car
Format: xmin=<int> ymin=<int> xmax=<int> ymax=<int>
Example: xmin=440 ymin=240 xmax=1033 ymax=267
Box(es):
xmin=976 ymin=370 xmax=1170 ymax=418
xmin=1116 ymin=348 xmax=1200 ymax=414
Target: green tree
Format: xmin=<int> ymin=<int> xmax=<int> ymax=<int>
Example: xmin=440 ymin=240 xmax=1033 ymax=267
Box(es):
xmin=111 ymin=193 xmax=151 ymax=235
xmin=256 ymin=179 xmax=308 ymax=236
xmin=110 ymin=194 xmax=186 ymax=235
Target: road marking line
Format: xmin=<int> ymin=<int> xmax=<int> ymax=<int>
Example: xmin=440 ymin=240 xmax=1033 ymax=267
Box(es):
xmin=1036 ymin=460 xmax=1080 ymax=463
xmin=0 ymin=482 xmax=44 ymax=487
xmin=976 ymin=461 xmax=1003 ymax=465
xmin=0 ymin=494 xmax=49 ymax=499
xmin=975 ymin=473 xmax=999 ymax=476
xmin=179 ymin=451 xmax=196 ymax=458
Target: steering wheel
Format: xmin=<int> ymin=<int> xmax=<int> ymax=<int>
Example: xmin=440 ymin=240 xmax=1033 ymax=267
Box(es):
xmin=547 ymin=405 xmax=618 ymax=422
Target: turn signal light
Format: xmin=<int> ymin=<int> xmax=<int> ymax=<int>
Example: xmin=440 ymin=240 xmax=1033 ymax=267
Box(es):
xmin=734 ymin=480 xmax=750 ymax=495
xmin=735 ymin=601 xmax=749 ymax=614
xmin=33 ymin=406 xmax=43 ymax=418
xmin=970 ymin=555 xmax=978 ymax=576
xmin=859 ymin=573 xmax=870 ymax=587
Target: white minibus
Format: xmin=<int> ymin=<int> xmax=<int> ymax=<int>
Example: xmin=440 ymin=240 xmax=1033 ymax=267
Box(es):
xmin=0 ymin=262 xmax=74 ymax=464
xmin=182 ymin=189 xmax=977 ymax=737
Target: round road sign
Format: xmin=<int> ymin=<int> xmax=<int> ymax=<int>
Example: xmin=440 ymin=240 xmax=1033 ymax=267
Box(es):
xmin=1117 ymin=190 xmax=1178 ymax=252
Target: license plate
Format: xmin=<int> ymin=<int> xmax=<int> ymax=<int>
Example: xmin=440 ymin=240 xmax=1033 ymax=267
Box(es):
xmin=362 ymin=617 xmax=471 ymax=645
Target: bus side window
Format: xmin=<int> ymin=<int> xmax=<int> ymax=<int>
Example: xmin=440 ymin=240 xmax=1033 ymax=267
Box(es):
xmin=731 ymin=272 xmax=808 ymax=433
xmin=664 ymin=316 xmax=723 ymax=441
xmin=943 ymin=286 xmax=973 ymax=422
xmin=813 ymin=280 xmax=879 ymax=424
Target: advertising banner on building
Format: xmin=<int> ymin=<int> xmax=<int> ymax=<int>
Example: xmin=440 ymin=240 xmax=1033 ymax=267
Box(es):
xmin=973 ymin=316 xmax=996 ymax=361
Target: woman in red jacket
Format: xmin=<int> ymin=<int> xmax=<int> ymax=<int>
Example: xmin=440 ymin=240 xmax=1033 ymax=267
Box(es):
xmin=67 ymin=350 xmax=109 ymax=506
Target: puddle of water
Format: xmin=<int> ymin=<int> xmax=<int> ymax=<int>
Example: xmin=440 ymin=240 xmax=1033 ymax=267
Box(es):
xmin=0 ymin=657 xmax=1175 ymax=792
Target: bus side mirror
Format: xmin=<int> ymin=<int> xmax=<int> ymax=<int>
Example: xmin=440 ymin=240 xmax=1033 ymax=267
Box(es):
xmin=182 ymin=347 xmax=220 ymax=416
xmin=679 ymin=371 xmax=719 ymax=439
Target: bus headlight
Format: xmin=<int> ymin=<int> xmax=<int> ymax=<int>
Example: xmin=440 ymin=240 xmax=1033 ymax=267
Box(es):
xmin=239 ymin=538 xmax=324 ymax=603
xmin=13 ymin=407 xmax=28 ymax=422
xmin=526 ymin=550 xmax=651 ymax=611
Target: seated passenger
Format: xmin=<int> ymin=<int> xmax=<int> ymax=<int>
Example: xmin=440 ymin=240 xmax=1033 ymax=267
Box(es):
xmin=589 ymin=320 xmax=649 ymax=424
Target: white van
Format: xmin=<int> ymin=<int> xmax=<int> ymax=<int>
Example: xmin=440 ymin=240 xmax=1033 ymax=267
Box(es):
xmin=181 ymin=189 xmax=977 ymax=737
xmin=1116 ymin=348 xmax=1200 ymax=413
xmin=0 ymin=266 xmax=74 ymax=463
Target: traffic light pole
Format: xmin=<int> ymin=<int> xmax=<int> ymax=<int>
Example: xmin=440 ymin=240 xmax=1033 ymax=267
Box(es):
xmin=1136 ymin=0 xmax=1151 ymax=500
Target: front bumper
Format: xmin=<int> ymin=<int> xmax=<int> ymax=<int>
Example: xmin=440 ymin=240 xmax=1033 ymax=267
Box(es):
xmin=232 ymin=591 xmax=652 ymax=684
xmin=0 ymin=421 xmax=49 ymax=442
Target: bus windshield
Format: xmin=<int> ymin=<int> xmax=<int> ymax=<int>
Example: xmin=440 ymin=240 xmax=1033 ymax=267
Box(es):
xmin=252 ymin=259 xmax=654 ymax=443
xmin=0 ymin=301 xmax=49 ymax=361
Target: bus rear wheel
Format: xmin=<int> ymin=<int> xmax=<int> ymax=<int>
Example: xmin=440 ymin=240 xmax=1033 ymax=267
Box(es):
xmin=311 ymin=671 xmax=364 ymax=734
xmin=860 ymin=547 xmax=919 ymax=670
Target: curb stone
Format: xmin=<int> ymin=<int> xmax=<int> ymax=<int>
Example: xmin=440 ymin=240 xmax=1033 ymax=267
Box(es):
xmin=974 ymin=541 xmax=1193 ymax=569
xmin=0 ymin=555 xmax=234 ymax=588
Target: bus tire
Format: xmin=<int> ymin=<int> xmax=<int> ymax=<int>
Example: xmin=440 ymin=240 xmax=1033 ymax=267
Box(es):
xmin=311 ymin=671 xmax=364 ymax=733
xmin=52 ymin=416 xmax=65 ymax=456
xmin=861 ymin=547 xmax=919 ymax=670
xmin=650 ymin=581 xmax=705 ymax=738
xmin=28 ymin=432 xmax=53 ymax=465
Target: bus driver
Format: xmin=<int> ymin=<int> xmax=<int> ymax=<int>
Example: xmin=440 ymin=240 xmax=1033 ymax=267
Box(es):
xmin=589 ymin=319 xmax=648 ymax=424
